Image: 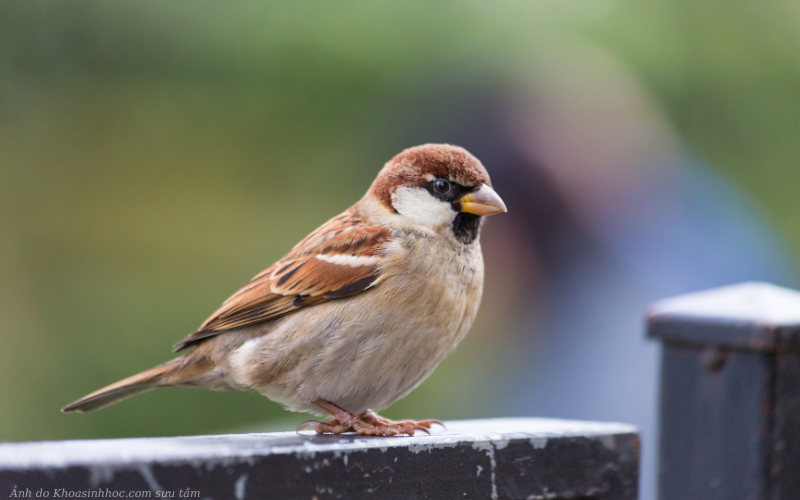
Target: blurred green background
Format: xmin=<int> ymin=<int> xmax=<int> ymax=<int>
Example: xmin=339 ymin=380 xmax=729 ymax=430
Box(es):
xmin=1 ymin=0 xmax=799 ymax=451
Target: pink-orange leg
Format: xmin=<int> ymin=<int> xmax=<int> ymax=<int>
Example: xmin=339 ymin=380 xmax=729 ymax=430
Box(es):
xmin=296 ymin=400 xmax=438 ymax=436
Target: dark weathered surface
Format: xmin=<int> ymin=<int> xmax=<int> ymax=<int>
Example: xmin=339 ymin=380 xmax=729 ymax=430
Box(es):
xmin=0 ymin=418 xmax=639 ymax=500
xmin=658 ymin=345 xmax=772 ymax=500
xmin=648 ymin=282 xmax=800 ymax=500
xmin=772 ymin=352 xmax=800 ymax=499
xmin=648 ymin=282 xmax=800 ymax=351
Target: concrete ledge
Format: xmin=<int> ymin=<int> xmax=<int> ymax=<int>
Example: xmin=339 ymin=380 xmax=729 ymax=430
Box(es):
xmin=0 ymin=418 xmax=639 ymax=500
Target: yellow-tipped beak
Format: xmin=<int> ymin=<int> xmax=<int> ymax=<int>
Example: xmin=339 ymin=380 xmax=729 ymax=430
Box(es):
xmin=457 ymin=184 xmax=507 ymax=216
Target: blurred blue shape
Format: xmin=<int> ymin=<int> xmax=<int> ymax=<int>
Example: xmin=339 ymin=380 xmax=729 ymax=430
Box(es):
xmin=501 ymin=154 xmax=795 ymax=500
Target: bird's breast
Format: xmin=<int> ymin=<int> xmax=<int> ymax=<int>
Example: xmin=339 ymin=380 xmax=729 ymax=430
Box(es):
xmin=225 ymin=234 xmax=485 ymax=414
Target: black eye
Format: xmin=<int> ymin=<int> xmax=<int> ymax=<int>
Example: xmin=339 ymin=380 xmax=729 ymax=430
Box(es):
xmin=433 ymin=179 xmax=450 ymax=194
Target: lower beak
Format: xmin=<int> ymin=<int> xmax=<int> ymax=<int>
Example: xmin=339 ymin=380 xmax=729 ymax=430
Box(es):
xmin=457 ymin=184 xmax=507 ymax=216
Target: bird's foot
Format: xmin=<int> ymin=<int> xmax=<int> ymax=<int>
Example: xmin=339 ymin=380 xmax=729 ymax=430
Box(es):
xmin=296 ymin=401 xmax=441 ymax=436
xmin=296 ymin=418 xmax=353 ymax=434
xmin=358 ymin=409 xmax=445 ymax=432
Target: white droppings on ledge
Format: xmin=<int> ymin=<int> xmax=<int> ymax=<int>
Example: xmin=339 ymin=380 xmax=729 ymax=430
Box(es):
xmin=471 ymin=441 xmax=498 ymax=500
xmin=234 ymin=473 xmax=248 ymax=500
xmin=493 ymin=439 xmax=509 ymax=451
xmin=137 ymin=464 xmax=165 ymax=494
xmin=598 ymin=434 xmax=617 ymax=450
xmin=530 ymin=437 xmax=548 ymax=450
xmin=88 ymin=465 xmax=115 ymax=487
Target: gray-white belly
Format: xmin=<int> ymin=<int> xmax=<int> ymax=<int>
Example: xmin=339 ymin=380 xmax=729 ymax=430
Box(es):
xmin=223 ymin=239 xmax=484 ymax=415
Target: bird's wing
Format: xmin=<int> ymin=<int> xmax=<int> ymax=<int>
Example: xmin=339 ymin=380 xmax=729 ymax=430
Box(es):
xmin=173 ymin=212 xmax=392 ymax=352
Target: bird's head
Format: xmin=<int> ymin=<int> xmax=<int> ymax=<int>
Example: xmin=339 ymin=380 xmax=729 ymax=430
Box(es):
xmin=366 ymin=144 xmax=506 ymax=243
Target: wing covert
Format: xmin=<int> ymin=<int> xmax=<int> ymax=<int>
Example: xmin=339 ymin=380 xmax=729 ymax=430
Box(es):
xmin=173 ymin=213 xmax=391 ymax=352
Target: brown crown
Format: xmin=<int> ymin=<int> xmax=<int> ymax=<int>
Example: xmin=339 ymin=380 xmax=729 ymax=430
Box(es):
xmin=368 ymin=144 xmax=490 ymax=212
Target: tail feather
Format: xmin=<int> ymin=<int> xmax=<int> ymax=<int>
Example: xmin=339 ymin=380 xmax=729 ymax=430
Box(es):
xmin=62 ymin=359 xmax=183 ymax=413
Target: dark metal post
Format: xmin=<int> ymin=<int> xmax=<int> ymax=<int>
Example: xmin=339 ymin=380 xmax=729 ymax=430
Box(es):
xmin=0 ymin=418 xmax=639 ymax=500
xmin=648 ymin=282 xmax=800 ymax=500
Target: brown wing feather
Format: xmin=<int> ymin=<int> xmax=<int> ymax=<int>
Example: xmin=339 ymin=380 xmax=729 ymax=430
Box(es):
xmin=173 ymin=213 xmax=391 ymax=352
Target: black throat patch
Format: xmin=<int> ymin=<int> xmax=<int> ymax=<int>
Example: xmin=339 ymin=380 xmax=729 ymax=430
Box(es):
xmin=451 ymin=212 xmax=482 ymax=244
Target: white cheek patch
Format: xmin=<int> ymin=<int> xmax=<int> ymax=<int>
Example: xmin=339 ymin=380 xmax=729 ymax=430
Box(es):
xmin=392 ymin=186 xmax=457 ymax=230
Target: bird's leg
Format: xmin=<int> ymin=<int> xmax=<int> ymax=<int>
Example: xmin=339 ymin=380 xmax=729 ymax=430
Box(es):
xmin=297 ymin=400 xmax=431 ymax=436
xmin=358 ymin=409 xmax=445 ymax=431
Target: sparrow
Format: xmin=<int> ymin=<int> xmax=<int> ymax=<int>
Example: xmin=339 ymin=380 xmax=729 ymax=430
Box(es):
xmin=62 ymin=144 xmax=507 ymax=436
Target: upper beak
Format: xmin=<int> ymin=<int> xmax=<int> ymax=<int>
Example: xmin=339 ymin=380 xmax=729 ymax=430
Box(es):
xmin=457 ymin=184 xmax=507 ymax=216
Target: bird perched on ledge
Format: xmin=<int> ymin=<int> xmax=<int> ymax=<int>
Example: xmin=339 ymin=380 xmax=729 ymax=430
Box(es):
xmin=63 ymin=144 xmax=507 ymax=436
